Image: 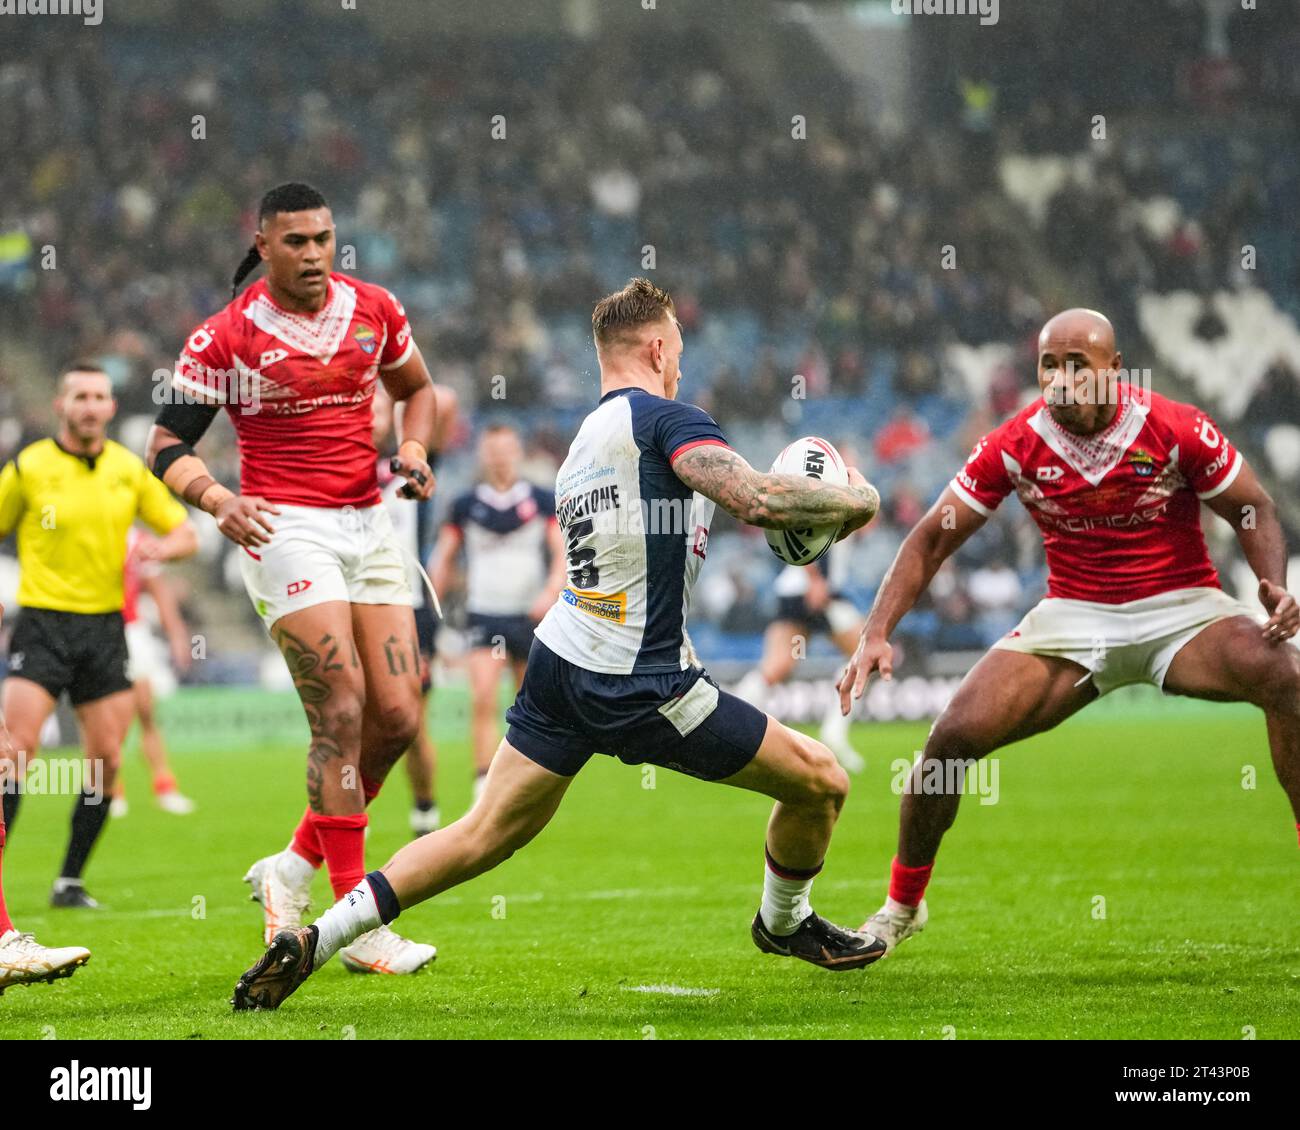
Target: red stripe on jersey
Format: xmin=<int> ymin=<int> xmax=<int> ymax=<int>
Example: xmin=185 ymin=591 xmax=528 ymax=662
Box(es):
xmin=669 ymin=438 xmax=731 ymax=463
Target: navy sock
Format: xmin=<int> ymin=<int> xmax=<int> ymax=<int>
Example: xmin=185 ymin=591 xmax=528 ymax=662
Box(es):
xmin=365 ymin=870 xmax=401 ymax=924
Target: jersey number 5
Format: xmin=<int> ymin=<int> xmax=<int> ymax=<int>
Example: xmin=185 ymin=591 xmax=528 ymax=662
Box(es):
xmin=565 ymin=519 xmax=600 ymax=589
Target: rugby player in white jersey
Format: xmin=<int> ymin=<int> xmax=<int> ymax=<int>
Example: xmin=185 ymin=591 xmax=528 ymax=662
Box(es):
xmin=838 ymin=308 xmax=1300 ymax=954
xmin=373 ymin=385 xmax=459 ymax=836
xmin=428 ymin=424 xmax=566 ymax=800
xmin=737 ymin=498 xmax=869 ymax=772
xmin=233 ymin=278 xmax=887 ymax=1009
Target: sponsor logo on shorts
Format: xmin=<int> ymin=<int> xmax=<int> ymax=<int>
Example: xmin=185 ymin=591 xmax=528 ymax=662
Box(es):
xmin=286 ymin=579 xmax=313 ymax=597
xmin=692 ymin=524 xmax=709 ymax=558
xmin=562 ymin=588 xmax=627 ymax=624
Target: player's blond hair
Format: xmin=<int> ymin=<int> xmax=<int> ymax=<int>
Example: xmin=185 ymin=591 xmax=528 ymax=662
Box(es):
xmin=592 ymin=278 xmax=676 ymax=349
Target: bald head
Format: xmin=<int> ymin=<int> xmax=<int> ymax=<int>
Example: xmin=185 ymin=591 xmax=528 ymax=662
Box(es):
xmin=1038 ymin=308 xmax=1116 ymax=357
xmin=1036 ymin=308 xmax=1122 ymax=435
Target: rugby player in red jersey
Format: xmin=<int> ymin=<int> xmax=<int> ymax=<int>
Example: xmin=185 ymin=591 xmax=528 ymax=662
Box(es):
xmin=146 ymin=183 xmax=439 ymax=975
xmin=838 ymin=308 xmax=1300 ymax=953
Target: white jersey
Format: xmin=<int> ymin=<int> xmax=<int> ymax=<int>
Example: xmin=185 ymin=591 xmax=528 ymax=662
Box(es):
xmin=533 ymin=387 xmax=730 ymax=675
xmin=447 ymin=480 xmax=555 ymax=616
xmin=772 ymin=537 xmax=852 ymax=597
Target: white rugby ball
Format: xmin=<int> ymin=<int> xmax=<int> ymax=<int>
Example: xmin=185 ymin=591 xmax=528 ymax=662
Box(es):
xmin=763 ymin=436 xmax=848 ymax=566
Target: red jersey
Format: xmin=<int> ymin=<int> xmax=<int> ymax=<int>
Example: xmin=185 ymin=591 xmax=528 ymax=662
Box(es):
xmin=172 ymin=273 xmax=414 ymax=508
xmin=950 ymin=384 xmax=1242 ymax=603
xmin=122 ymin=528 xmax=161 ymax=626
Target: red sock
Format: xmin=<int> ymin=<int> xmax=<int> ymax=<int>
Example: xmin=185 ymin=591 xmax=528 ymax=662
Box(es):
xmin=289 ymin=807 xmax=324 ymax=867
xmin=313 ymin=812 xmax=369 ymax=899
xmin=289 ymin=775 xmax=382 ymax=868
xmin=152 ymin=772 xmax=178 ymax=797
xmin=0 ymin=821 xmax=13 ymax=934
xmin=888 ymin=855 xmax=934 ymax=908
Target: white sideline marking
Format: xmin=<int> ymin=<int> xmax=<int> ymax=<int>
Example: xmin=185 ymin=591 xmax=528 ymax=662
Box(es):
xmin=622 ymin=984 xmax=720 ymax=997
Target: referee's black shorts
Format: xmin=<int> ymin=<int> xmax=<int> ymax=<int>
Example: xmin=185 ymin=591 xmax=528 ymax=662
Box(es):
xmin=5 ymin=608 xmax=132 ymax=706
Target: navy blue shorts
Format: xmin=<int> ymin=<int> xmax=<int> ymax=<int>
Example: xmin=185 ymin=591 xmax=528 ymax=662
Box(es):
xmin=467 ymin=612 xmax=534 ymax=662
xmin=414 ymin=605 xmax=438 ymax=693
xmin=505 ymin=640 xmax=768 ymax=780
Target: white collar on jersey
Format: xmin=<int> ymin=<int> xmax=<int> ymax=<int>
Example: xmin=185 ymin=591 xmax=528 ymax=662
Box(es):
xmin=1027 ymin=392 xmax=1151 ymax=487
xmin=241 ymin=277 xmax=358 ymax=365
xmin=474 ymin=480 xmax=532 ymax=509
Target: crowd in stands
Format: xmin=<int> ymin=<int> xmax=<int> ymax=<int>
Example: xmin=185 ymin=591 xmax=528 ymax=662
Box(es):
xmin=1 ymin=4 xmax=1294 ymax=673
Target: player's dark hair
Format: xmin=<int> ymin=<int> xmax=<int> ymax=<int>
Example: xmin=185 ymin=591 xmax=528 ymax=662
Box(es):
xmin=230 ymin=182 xmax=331 ymax=297
xmin=592 ymin=277 xmax=676 ymax=347
xmin=61 ymin=358 xmax=106 ymax=378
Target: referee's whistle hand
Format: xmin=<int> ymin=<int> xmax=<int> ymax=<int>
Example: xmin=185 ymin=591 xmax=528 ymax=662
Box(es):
xmin=215 ymin=495 xmax=281 ymax=547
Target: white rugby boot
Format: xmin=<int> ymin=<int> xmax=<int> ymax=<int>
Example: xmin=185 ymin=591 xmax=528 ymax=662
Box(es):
xmin=244 ymin=851 xmax=313 ymax=946
xmin=0 ymin=929 xmax=90 ymax=993
xmin=157 ymin=790 xmax=196 ymax=815
xmin=859 ymin=897 xmax=928 ymax=956
xmin=339 ymin=924 xmax=437 ymax=975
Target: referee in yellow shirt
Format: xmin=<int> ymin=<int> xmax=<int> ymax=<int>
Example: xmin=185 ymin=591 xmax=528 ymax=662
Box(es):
xmin=0 ymin=362 xmax=197 ymax=909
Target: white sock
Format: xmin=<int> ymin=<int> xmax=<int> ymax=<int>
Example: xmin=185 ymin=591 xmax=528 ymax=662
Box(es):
xmin=736 ymin=669 xmax=771 ymax=713
xmin=278 ymin=845 xmax=318 ymax=886
xmin=472 ymin=773 xmax=488 ymax=804
xmin=885 ymin=895 xmax=919 ymax=916
xmin=760 ymin=854 xmax=816 ymax=936
xmin=312 ymin=880 xmax=382 ymax=968
xmin=820 ymin=695 xmax=851 ymax=746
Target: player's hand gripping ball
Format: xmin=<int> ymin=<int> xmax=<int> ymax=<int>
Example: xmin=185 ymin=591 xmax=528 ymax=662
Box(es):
xmin=763 ymin=436 xmax=848 ymax=566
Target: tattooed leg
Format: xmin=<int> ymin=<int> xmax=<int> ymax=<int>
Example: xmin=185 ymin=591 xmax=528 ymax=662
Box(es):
xmin=271 ymin=602 xmax=367 ymax=815
xmin=351 ymin=603 xmax=423 ymax=793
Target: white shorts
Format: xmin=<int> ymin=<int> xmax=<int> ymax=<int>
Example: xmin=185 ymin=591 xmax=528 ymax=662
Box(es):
xmin=125 ymin=620 xmax=177 ymax=697
xmin=238 ymin=504 xmax=413 ymax=630
xmin=992 ymin=586 xmax=1255 ymax=696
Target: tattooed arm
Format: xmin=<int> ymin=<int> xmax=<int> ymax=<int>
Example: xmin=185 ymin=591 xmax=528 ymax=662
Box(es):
xmin=671 ymin=444 xmax=880 ymax=536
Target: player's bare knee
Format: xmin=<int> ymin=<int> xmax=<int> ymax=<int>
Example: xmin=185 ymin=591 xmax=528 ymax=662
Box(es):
xmin=1253 ymin=651 xmax=1300 ymax=717
xmin=318 ymin=695 xmax=364 ymax=743
xmin=924 ymin=715 xmax=985 ymax=764
xmin=791 ymin=736 xmax=848 ymax=807
xmin=374 ymin=698 xmax=421 ymax=753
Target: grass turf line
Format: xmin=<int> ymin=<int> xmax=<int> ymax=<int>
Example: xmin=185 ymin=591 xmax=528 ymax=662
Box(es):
xmin=1 ymin=710 xmax=1296 ymax=1039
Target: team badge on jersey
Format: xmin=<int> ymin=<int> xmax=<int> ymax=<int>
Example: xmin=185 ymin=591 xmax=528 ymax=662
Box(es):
xmin=1128 ymin=448 xmax=1157 ymax=477
xmin=516 ymin=496 xmax=538 ymax=522
xmin=354 ymin=325 xmax=378 ymax=355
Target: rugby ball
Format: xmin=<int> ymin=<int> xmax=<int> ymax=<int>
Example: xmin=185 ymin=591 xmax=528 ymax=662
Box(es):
xmin=763 ymin=436 xmax=848 ymax=566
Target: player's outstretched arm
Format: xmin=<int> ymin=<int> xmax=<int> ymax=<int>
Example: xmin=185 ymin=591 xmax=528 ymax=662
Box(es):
xmin=837 ymin=485 xmax=986 ymax=713
xmin=671 ymin=444 xmax=880 ymax=534
xmin=1204 ymin=460 xmax=1298 ymax=643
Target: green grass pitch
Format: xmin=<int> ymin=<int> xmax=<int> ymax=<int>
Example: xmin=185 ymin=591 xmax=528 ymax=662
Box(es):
xmin=2 ymin=693 xmax=1297 ymax=1039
